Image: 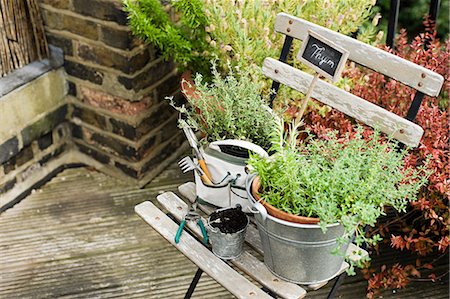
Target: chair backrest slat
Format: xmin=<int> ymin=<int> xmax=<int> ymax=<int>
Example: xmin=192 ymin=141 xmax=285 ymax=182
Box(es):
xmin=274 ymin=13 xmax=444 ymax=97
xmin=263 ymin=58 xmax=424 ymax=147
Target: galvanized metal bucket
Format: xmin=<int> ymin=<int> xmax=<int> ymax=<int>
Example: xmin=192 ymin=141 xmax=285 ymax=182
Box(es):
xmin=245 ymin=174 xmax=349 ymax=284
xmin=206 ymin=207 xmax=249 ymax=260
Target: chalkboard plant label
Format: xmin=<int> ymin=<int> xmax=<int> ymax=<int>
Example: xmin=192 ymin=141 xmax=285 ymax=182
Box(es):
xmin=297 ymin=30 xmax=349 ymax=82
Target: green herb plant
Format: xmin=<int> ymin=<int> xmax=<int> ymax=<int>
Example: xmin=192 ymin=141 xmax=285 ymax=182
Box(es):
xmin=123 ymin=0 xmax=213 ymax=75
xmin=170 ymin=63 xmax=277 ymax=149
xmin=248 ymin=120 xmax=430 ymax=273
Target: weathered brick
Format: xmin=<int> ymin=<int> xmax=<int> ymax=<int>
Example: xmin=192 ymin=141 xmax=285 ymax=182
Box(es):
xmin=115 ymin=161 xmax=138 ymax=178
xmin=68 ymin=80 xmax=76 ymax=96
xmin=128 ymin=49 xmax=151 ymax=74
xmin=118 ymin=60 xmax=175 ymax=92
xmin=109 ymin=118 xmax=136 ymax=140
xmin=71 ymin=124 xmax=83 ymax=139
xmin=107 ymin=103 xmax=175 ymax=141
xmin=79 ymin=86 xmax=151 ymax=115
xmin=41 ymin=9 xmax=63 ymax=30
xmin=0 ymin=137 xmax=19 ymax=164
xmin=73 ymin=0 xmax=127 ymax=25
xmin=135 ymin=103 xmax=175 ymax=138
xmin=21 ymin=105 xmax=68 ymax=147
xmin=141 ymin=132 xmax=184 ymax=174
xmin=159 ymin=113 xmax=180 ymax=139
xmin=40 ymin=0 xmax=71 ymax=9
xmin=15 ymin=146 xmax=34 ymax=167
xmin=76 ymin=142 xmax=110 ymax=164
xmin=64 ymin=60 xmax=103 ymax=85
xmin=137 ymin=135 xmax=157 ymax=159
xmin=39 ymin=152 xmax=52 ymax=165
xmin=42 ymin=9 xmax=99 ymax=40
xmin=39 ymin=144 xmax=66 ymax=165
xmin=56 ymin=123 xmax=69 ymax=141
xmin=141 ymin=140 xmax=179 ymax=174
xmin=0 ymin=178 xmax=17 ymax=194
xmin=38 ymin=132 xmax=53 ymax=150
xmin=99 ymin=25 xmax=139 ymax=50
xmin=76 ymin=42 xmax=150 ymax=74
xmin=72 ymin=106 xmax=107 ymax=129
xmin=90 ymin=132 xmax=137 ymax=158
xmin=3 ymin=157 xmax=15 ymax=175
xmin=154 ymin=74 xmax=180 ymax=99
xmin=46 ymin=33 xmax=73 ymax=56
xmin=63 ymin=14 xmax=99 ymax=40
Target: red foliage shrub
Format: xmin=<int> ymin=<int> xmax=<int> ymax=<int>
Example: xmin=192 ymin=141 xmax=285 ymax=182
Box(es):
xmin=302 ymin=23 xmax=449 ymax=297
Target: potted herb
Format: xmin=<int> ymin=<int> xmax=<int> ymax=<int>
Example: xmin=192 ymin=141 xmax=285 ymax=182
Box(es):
xmin=174 ymin=63 xmax=276 ymax=149
xmin=246 ymin=121 xmax=429 ymax=284
xmin=171 ymin=63 xmax=277 ymax=210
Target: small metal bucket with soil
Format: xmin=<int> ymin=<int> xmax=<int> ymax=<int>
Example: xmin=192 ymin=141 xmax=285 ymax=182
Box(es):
xmin=206 ymin=206 xmax=249 ymax=260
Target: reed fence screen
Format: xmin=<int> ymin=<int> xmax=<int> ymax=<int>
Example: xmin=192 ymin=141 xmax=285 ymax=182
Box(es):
xmin=0 ymin=0 xmax=48 ymax=77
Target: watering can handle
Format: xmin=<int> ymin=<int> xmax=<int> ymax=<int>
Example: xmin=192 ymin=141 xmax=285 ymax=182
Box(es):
xmin=250 ymin=202 xmax=267 ymax=222
xmin=209 ymin=140 xmax=269 ymax=157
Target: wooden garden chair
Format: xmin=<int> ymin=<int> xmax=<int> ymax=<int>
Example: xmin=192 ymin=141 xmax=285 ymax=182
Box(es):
xmin=135 ymin=13 xmax=444 ymax=299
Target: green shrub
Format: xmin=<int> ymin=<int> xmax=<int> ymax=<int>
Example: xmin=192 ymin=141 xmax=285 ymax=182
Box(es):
xmin=123 ymin=0 xmax=213 ymax=75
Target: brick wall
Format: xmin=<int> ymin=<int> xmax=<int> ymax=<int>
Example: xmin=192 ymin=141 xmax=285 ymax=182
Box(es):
xmin=39 ymin=0 xmax=187 ymax=184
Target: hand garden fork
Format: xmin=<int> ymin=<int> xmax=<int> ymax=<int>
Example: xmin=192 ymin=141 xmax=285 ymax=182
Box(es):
xmin=178 ymin=156 xmax=213 ymax=186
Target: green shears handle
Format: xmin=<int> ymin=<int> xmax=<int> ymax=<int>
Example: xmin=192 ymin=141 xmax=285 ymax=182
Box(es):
xmin=197 ymin=219 xmax=208 ymax=245
xmin=175 ymin=220 xmax=186 ymax=244
xmin=174 ymin=219 xmax=209 ymax=245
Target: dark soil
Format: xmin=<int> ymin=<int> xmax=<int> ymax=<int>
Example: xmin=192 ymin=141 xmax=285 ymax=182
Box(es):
xmin=209 ymin=207 xmax=248 ymax=234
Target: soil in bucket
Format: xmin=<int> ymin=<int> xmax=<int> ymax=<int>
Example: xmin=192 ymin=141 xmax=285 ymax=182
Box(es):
xmin=209 ymin=207 xmax=247 ymax=234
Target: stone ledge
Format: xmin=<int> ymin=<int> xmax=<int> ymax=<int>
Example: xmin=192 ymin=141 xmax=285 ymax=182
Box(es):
xmin=0 ymin=68 xmax=67 ymax=144
xmin=0 ymin=46 xmax=64 ymax=97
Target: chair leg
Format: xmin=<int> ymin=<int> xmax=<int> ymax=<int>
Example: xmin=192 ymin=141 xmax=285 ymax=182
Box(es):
xmin=327 ymin=272 xmax=346 ymax=299
xmin=184 ymin=268 xmax=204 ymax=299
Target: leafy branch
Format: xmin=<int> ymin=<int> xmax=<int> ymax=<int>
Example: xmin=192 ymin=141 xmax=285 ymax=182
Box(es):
xmin=123 ymin=0 xmax=212 ymax=74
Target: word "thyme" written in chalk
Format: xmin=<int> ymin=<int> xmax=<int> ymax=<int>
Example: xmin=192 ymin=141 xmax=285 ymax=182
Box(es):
xmin=310 ymin=44 xmax=335 ymax=68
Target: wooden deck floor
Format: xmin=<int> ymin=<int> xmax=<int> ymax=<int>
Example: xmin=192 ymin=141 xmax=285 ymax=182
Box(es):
xmin=1 ymin=163 xmax=448 ymax=298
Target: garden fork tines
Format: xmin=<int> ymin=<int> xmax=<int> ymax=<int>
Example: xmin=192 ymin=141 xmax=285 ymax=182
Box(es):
xmin=178 ymin=156 xmax=213 ymax=185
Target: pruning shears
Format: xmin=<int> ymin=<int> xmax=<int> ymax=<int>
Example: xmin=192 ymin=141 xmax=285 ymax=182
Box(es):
xmin=175 ymin=206 xmax=209 ymax=245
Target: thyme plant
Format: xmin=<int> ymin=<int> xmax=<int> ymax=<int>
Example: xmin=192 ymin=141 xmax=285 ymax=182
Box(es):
xmin=248 ymin=121 xmax=430 ymax=272
xmin=170 ymin=63 xmax=277 ymax=149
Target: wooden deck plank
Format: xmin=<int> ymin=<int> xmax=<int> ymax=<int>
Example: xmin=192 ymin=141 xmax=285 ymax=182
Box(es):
xmin=0 ymin=165 xmax=447 ymax=298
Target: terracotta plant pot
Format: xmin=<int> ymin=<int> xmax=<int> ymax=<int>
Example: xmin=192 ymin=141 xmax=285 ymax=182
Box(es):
xmin=251 ymin=176 xmax=320 ymax=224
xmin=180 ymin=71 xmax=199 ymax=101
